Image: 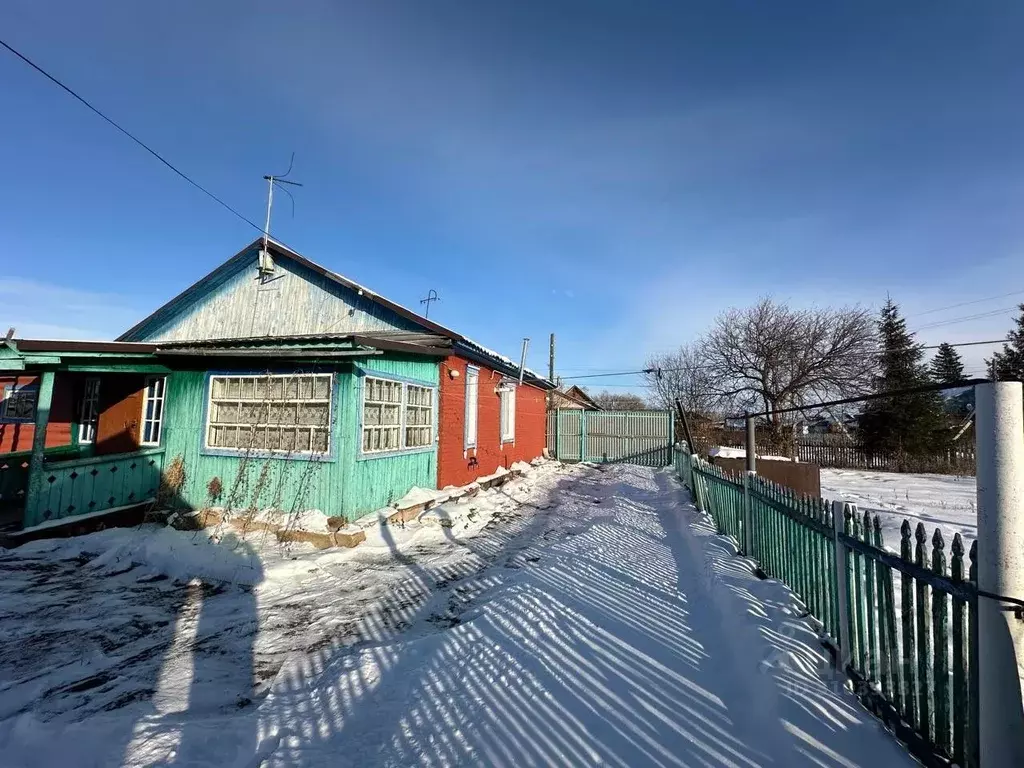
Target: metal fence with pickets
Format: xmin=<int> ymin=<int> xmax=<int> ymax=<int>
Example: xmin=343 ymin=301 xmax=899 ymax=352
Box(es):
xmin=546 ymin=409 xmax=673 ymax=467
xmin=674 ymin=446 xmax=979 ymax=768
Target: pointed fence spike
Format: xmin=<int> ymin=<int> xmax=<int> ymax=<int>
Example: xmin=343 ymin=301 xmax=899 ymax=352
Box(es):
xmin=915 ymin=521 xmax=927 ymax=544
xmin=932 ymin=528 xmax=945 ymax=550
xmin=951 ymin=532 xmax=964 ymax=557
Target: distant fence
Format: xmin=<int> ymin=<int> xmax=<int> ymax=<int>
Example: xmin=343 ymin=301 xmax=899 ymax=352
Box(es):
xmin=693 ymin=431 xmax=976 ymax=474
xmin=546 ymin=409 xmax=673 ymax=467
xmin=674 ymin=447 xmax=979 ymax=768
xmin=796 ymin=440 xmax=975 ymax=474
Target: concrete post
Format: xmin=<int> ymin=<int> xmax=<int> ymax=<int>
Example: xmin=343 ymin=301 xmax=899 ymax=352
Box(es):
xmin=745 ymin=414 xmax=756 ymax=474
xmin=832 ymin=499 xmax=853 ymax=672
xmin=975 ymin=381 xmax=1024 ymax=767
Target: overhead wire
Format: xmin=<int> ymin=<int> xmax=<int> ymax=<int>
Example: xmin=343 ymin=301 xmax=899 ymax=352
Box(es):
xmin=0 ymin=37 xmax=277 ymax=242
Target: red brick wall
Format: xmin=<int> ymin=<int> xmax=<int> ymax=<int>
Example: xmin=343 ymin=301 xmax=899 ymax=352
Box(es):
xmin=0 ymin=375 xmax=75 ymax=454
xmin=437 ymin=355 xmax=548 ymax=489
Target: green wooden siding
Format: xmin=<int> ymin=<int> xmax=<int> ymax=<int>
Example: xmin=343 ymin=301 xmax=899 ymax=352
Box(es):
xmin=161 ymin=355 xmax=438 ymax=521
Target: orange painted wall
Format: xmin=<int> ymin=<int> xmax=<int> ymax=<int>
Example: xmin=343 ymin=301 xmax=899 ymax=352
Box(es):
xmin=437 ymin=355 xmax=548 ymax=489
xmin=0 ymin=375 xmax=75 ymax=454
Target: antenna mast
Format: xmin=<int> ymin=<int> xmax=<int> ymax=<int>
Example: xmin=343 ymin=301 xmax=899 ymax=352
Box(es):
xmin=259 ymin=153 xmax=303 ymax=274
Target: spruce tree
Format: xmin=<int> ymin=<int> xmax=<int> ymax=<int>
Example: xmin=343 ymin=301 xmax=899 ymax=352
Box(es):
xmin=929 ymin=342 xmax=965 ymax=384
xmin=860 ymin=299 xmax=947 ymax=457
xmin=986 ymin=304 xmax=1024 ymax=381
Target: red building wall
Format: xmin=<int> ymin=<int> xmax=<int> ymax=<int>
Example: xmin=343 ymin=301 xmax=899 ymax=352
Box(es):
xmin=0 ymin=375 xmax=75 ymax=454
xmin=437 ymin=355 xmax=548 ymax=489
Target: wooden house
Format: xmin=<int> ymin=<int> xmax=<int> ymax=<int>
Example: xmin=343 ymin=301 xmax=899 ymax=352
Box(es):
xmin=550 ymin=385 xmax=603 ymax=411
xmin=92 ymin=237 xmax=554 ymax=520
xmin=0 ymin=334 xmax=451 ymax=533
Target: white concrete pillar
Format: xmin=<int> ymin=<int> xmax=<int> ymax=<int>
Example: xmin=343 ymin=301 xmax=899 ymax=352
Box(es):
xmin=975 ymin=381 xmax=1024 ymax=767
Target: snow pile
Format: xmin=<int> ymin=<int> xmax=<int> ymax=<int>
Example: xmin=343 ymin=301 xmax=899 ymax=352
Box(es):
xmin=709 ymin=446 xmax=793 ymax=461
xmin=0 ymin=462 xmax=915 ymax=767
xmin=392 ymin=485 xmax=447 ymax=508
xmin=14 ymin=525 xmax=264 ymax=585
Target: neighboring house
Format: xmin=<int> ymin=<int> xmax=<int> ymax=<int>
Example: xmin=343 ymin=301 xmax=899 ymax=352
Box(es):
xmin=550 ymin=385 xmax=602 ymax=411
xmin=113 ymin=237 xmax=553 ymax=515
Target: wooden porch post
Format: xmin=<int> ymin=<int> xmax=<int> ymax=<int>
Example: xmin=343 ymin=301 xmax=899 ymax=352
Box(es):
xmin=23 ymin=370 xmax=55 ymax=528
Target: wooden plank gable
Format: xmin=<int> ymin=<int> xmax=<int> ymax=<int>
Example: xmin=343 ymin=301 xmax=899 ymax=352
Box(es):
xmin=122 ymin=243 xmax=424 ymax=343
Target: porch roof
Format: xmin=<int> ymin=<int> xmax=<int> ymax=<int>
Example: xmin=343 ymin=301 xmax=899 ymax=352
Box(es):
xmin=1 ymin=332 xmax=450 ymax=372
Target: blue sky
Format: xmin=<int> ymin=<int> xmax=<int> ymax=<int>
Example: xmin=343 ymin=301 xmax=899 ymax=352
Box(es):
xmin=3 ymin=1 xmax=1024 ymax=391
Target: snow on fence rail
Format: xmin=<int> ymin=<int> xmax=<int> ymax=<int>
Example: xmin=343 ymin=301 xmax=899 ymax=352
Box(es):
xmin=674 ymin=447 xmax=979 ymax=768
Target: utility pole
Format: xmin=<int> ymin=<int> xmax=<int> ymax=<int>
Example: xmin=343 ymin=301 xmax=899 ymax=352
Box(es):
xmin=975 ymin=381 xmax=1024 ymax=766
xmin=548 ymin=333 xmax=556 ymax=410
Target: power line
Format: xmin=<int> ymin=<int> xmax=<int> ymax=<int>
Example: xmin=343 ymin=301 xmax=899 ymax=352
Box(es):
xmin=732 ymin=378 xmax=989 ymax=420
xmin=910 ymin=290 xmax=1024 ymax=319
xmin=562 ymin=338 xmax=1010 ymax=383
xmin=915 ymin=306 xmax=1018 ymax=333
xmin=0 ymin=37 xmax=270 ymax=238
xmin=921 ymin=339 xmax=1007 ymax=349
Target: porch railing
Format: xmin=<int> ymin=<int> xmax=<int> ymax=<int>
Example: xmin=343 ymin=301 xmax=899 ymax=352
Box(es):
xmin=674 ymin=446 xmax=979 ymax=768
xmin=23 ymin=447 xmax=166 ymax=528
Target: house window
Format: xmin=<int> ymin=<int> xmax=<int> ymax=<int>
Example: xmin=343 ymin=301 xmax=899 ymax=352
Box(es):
xmin=361 ymin=375 xmax=435 ymax=454
xmin=405 ymin=385 xmax=434 ymax=448
xmin=464 ymin=367 xmax=479 ymax=449
xmin=78 ymin=378 xmax=101 ymax=444
xmin=142 ymin=376 xmax=166 ymax=446
xmin=0 ymin=384 xmax=37 ymax=423
xmin=205 ymin=373 xmax=332 ymax=455
xmin=499 ymin=384 xmax=516 ymax=443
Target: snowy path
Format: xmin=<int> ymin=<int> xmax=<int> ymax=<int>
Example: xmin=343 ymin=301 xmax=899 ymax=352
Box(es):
xmin=0 ymin=464 xmax=914 ymax=767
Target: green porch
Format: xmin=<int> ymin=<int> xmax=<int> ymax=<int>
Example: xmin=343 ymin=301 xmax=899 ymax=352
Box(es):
xmin=0 ymin=335 xmax=448 ymax=535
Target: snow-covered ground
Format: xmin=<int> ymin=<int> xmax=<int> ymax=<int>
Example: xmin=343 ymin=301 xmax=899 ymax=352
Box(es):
xmin=821 ymin=468 xmax=977 ymax=550
xmin=0 ymin=462 xmax=914 ymax=767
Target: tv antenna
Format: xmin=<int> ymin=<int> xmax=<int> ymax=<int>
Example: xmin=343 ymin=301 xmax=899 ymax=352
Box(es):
xmin=259 ymin=153 xmax=303 ymax=274
xmin=420 ymin=289 xmax=441 ymax=319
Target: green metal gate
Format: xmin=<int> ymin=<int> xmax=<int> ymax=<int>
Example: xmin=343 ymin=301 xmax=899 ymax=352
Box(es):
xmin=546 ymin=409 xmax=673 ymax=467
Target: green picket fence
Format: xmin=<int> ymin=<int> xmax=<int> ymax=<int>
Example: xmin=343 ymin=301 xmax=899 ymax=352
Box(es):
xmin=674 ymin=446 xmax=979 ymax=768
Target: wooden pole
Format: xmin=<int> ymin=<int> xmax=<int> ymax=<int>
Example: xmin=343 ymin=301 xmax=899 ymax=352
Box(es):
xmin=23 ymin=370 xmax=55 ymax=528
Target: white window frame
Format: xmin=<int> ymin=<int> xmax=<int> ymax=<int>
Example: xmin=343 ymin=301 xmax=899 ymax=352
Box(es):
xmin=78 ymin=377 xmax=101 ymax=444
xmin=360 ymin=374 xmax=436 ymax=457
xmin=464 ymin=366 xmax=479 ymax=450
xmin=203 ymin=373 xmax=333 ymax=457
xmin=499 ymin=383 xmax=516 ymax=444
xmin=141 ymin=376 xmax=166 ymax=446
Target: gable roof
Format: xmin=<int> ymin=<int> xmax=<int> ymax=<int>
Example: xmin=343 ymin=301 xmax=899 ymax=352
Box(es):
xmin=117 ymin=238 xmax=554 ymax=389
xmin=555 ymin=385 xmax=603 ymax=410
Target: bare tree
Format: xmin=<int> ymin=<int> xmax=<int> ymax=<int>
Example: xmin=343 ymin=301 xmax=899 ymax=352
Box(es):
xmin=589 ymin=390 xmax=648 ymax=410
xmin=643 ymin=342 xmax=718 ymax=416
xmin=704 ymin=298 xmax=875 ymax=438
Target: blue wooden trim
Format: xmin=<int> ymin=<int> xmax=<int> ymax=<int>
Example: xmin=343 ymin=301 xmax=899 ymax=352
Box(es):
xmin=0 ymin=383 xmax=39 ymax=424
xmin=198 ymin=368 xmax=340 ymax=463
xmin=355 ymin=368 xmax=438 ymax=461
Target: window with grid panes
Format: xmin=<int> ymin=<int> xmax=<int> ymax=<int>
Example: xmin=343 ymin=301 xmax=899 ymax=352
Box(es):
xmin=206 ymin=373 xmax=332 ymax=455
xmin=405 ymin=384 xmax=434 ymax=448
xmin=362 ymin=377 xmax=403 ymax=453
